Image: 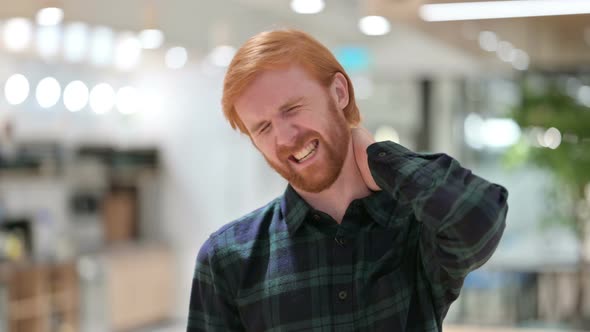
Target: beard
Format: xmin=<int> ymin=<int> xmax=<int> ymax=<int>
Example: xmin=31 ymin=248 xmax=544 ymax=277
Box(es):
xmin=262 ymin=100 xmax=351 ymax=193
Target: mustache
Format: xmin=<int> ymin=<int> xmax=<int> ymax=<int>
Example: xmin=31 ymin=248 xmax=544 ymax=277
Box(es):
xmin=276 ymin=131 xmax=318 ymax=159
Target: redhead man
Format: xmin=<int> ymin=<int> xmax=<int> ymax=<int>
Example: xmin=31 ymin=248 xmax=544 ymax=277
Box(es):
xmin=187 ymin=29 xmax=508 ymax=332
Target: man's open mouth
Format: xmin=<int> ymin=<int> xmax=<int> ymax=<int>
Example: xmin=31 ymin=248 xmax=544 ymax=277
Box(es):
xmin=289 ymin=139 xmax=319 ymax=164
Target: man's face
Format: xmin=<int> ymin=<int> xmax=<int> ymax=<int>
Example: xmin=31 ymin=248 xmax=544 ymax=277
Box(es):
xmin=234 ymin=65 xmax=351 ymax=193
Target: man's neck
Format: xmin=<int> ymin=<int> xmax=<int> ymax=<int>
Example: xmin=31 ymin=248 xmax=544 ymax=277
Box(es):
xmin=293 ymin=142 xmax=372 ymax=224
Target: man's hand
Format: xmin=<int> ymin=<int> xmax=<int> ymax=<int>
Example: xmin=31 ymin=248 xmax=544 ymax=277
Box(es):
xmin=351 ymin=127 xmax=381 ymax=191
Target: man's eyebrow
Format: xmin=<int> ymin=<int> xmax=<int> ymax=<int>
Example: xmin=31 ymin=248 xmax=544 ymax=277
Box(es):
xmin=249 ymin=97 xmax=305 ymax=133
xmin=278 ymin=96 xmax=304 ymax=113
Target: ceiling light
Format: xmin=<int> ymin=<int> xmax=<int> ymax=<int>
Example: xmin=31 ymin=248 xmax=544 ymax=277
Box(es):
xmin=36 ymin=25 xmax=61 ymax=58
xmin=209 ymin=45 xmax=236 ymax=67
xmin=138 ymin=28 xmax=164 ymax=49
xmin=290 ymin=0 xmax=325 ymax=14
xmin=359 ymin=16 xmax=391 ymax=36
xmin=420 ymin=0 xmax=590 ymax=22
xmin=4 ymin=74 xmax=30 ymax=105
xmin=36 ymin=7 xmax=64 ymax=26
xmin=165 ymin=46 xmax=188 ymax=69
xmin=496 ymin=41 xmax=515 ymax=62
xmin=115 ymin=32 xmax=142 ymax=71
xmin=478 ymin=31 xmax=498 ymax=52
xmin=3 ymin=18 xmax=33 ymax=52
xmin=90 ymin=26 xmax=114 ymax=66
xmin=116 ymin=86 xmax=140 ymax=114
xmin=64 ymin=22 xmax=89 ymax=62
xmin=89 ymin=83 xmax=115 ymax=114
xmin=63 ymin=80 xmax=89 ymax=112
xmin=36 ymin=77 xmax=61 ymax=108
xmin=511 ymin=50 xmax=530 ymax=71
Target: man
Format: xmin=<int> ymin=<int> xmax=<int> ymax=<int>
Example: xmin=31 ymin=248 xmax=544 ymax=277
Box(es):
xmin=187 ymin=29 xmax=508 ymax=332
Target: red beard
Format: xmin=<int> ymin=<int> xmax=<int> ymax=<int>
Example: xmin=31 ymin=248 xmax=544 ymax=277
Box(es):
xmin=263 ymin=100 xmax=350 ymax=193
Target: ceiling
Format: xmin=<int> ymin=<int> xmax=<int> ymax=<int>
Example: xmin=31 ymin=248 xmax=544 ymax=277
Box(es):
xmin=1 ymin=0 xmax=588 ymax=76
xmin=376 ymin=0 xmax=590 ymax=71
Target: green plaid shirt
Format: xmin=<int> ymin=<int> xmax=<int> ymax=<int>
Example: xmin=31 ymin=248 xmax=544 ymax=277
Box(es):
xmin=188 ymin=141 xmax=508 ymax=332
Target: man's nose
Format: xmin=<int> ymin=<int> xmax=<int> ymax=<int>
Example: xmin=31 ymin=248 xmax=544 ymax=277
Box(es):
xmin=274 ymin=121 xmax=298 ymax=148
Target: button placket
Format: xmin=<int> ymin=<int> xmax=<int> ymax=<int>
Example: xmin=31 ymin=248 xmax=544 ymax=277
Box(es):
xmin=332 ymin=228 xmax=354 ymax=314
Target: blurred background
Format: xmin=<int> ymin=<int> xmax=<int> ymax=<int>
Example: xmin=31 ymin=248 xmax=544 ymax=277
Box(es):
xmin=0 ymin=0 xmax=589 ymax=331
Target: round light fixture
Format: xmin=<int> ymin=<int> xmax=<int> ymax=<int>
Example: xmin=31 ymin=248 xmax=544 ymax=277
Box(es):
xmin=36 ymin=7 xmax=64 ymax=26
xmin=36 ymin=77 xmax=61 ymax=108
xmin=290 ymin=0 xmax=325 ymax=14
xmin=3 ymin=18 xmax=33 ymax=51
xmin=89 ymin=83 xmax=115 ymax=114
xmin=359 ymin=16 xmax=391 ymax=36
xmin=115 ymin=32 xmax=142 ymax=70
xmin=116 ymin=86 xmax=140 ymax=114
xmin=138 ymin=29 xmax=164 ymax=49
xmin=165 ymin=46 xmax=188 ymax=69
xmin=4 ymin=74 xmax=30 ymax=105
xmin=63 ymin=80 xmax=89 ymax=112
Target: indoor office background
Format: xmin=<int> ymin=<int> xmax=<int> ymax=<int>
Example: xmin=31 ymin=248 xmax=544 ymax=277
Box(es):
xmin=0 ymin=0 xmax=589 ymax=331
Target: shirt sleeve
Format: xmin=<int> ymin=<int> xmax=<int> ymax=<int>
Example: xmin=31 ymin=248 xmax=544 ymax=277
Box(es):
xmin=187 ymin=236 xmax=245 ymax=332
xmin=366 ymin=141 xmax=508 ymax=308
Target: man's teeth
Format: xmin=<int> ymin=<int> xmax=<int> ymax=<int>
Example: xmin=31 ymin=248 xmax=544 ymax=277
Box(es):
xmin=293 ymin=141 xmax=318 ymax=162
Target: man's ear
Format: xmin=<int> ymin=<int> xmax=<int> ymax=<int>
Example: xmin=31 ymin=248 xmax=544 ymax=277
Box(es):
xmin=330 ymin=72 xmax=349 ymax=111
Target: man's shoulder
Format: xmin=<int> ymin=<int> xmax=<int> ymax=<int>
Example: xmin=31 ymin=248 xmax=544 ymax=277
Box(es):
xmin=204 ymin=196 xmax=283 ymax=255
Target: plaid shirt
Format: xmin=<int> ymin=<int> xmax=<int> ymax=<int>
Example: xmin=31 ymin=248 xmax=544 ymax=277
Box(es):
xmin=188 ymin=141 xmax=508 ymax=332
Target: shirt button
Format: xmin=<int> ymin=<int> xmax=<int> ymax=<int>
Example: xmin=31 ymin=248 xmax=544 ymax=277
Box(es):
xmin=338 ymin=290 xmax=348 ymax=300
xmin=378 ymin=152 xmax=387 ymax=157
xmin=313 ymin=214 xmax=320 ymax=221
xmin=335 ymin=237 xmax=346 ymax=246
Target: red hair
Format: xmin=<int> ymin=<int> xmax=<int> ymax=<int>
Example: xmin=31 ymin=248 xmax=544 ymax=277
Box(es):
xmin=222 ymin=29 xmax=360 ymax=134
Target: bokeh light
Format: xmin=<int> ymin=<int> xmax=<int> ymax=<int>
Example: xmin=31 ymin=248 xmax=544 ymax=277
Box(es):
xmin=4 ymin=74 xmax=30 ymax=105
xmin=63 ymin=80 xmax=89 ymax=112
xmin=89 ymin=83 xmax=115 ymax=114
xmin=36 ymin=25 xmax=62 ymax=58
xmin=36 ymin=77 xmax=62 ymax=108
xmin=165 ymin=47 xmax=188 ymax=69
xmin=3 ymin=18 xmax=33 ymax=52
xmin=36 ymin=7 xmax=64 ymax=26
xmin=90 ymin=26 xmax=115 ymax=66
xmin=64 ymin=22 xmax=90 ymax=62
xmin=115 ymin=32 xmax=142 ymax=71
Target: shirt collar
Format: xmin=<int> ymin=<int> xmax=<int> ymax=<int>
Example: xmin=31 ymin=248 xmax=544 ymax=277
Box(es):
xmin=361 ymin=189 xmax=397 ymax=228
xmin=280 ymin=184 xmax=397 ymax=234
xmin=280 ymin=185 xmax=310 ymax=234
